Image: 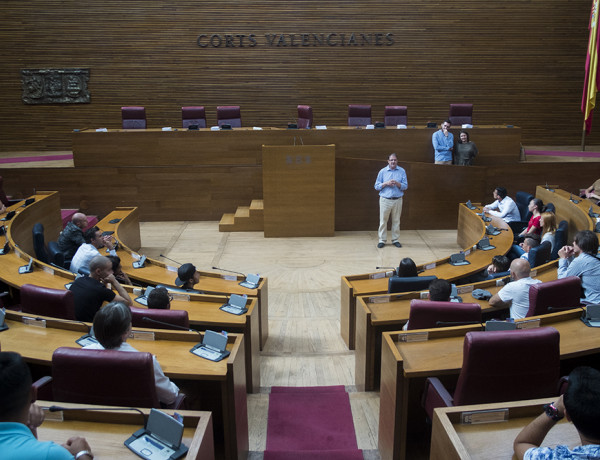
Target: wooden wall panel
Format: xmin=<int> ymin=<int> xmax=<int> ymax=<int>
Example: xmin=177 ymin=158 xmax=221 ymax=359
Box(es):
xmin=0 ymin=1 xmax=595 ymax=151
xmin=3 ymin=161 xmax=596 ymax=230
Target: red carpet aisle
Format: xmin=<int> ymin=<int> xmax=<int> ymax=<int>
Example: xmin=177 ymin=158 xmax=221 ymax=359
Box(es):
xmin=264 ymin=386 xmax=363 ymax=460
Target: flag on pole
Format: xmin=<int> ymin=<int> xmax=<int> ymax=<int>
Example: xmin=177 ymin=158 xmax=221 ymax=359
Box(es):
xmin=583 ymin=0 xmax=600 ymax=134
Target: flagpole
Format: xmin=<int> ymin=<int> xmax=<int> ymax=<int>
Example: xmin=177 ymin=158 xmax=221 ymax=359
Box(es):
xmin=582 ymin=123 xmax=587 ymax=151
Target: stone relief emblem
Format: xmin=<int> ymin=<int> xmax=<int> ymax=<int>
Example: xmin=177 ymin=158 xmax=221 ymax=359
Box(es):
xmin=21 ymin=69 xmax=90 ymax=104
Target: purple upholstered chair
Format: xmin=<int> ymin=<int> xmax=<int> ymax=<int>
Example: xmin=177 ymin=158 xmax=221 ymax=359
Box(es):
xmin=348 ymin=104 xmax=372 ymax=126
xmin=121 ymin=106 xmax=147 ymax=129
xmin=297 ymin=105 xmax=313 ymax=129
xmin=448 ymin=103 xmax=473 ymax=125
xmin=384 ymin=106 xmax=408 ymax=126
xmin=406 ymin=300 xmax=482 ymax=330
xmin=422 ymin=327 xmax=560 ymax=420
xmin=216 ymin=105 xmax=242 ymax=127
xmin=0 ymin=176 xmax=19 ymax=208
xmin=181 ymin=106 xmax=206 ymax=129
xmin=51 ymin=347 xmax=185 ymax=409
xmin=21 ymin=284 xmax=76 ymax=320
xmin=130 ymin=307 xmax=190 ymax=330
xmin=527 ymin=276 xmax=582 ymax=317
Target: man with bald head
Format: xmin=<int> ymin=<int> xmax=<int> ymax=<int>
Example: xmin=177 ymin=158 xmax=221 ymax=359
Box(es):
xmin=57 ymin=212 xmax=88 ymax=260
xmin=488 ymin=259 xmax=542 ymax=319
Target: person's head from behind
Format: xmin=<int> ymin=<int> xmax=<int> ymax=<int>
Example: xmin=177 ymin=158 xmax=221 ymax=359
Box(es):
xmin=491 ymin=255 xmax=510 ymax=273
xmin=510 ymin=258 xmax=531 ymax=281
xmin=72 ymin=212 xmax=88 ymax=230
xmin=494 ymin=186 xmax=508 ymax=200
xmin=398 ymin=257 xmax=418 ymax=277
xmin=147 ymin=287 xmax=171 ymax=310
xmin=0 ymin=351 xmax=32 ymax=423
xmin=89 ymin=255 xmax=112 ymax=281
xmin=175 ymin=263 xmax=199 ymax=289
xmin=521 ymin=237 xmax=539 ymax=253
xmin=573 ymin=230 xmax=599 ymax=256
xmin=563 ymin=366 xmax=600 ymax=443
xmin=93 ymin=301 xmax=132 ymax=349
xmin=84 ymin=226 xmax=103 ymax=248
xmin=106 ymin=255 xmax=123 ymax=274
xmin=428 ymin=279 xmax=451 ymax=302
xmin=541 ymin=212 xmax=557 ymax=233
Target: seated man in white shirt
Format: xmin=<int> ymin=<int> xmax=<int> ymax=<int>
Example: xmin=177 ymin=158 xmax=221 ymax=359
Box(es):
xmin=488 ymin=258 xmax=541 ymax=319
xmin=70 ymin=226 xmax=117 ymax=274
xmin=84 ymin=301 xmax=180 ymax=406
xmin=483 ymin=186 xmax=521 ymax=223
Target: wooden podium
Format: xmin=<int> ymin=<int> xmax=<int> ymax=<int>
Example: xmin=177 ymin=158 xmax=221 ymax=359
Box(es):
xmin=262 ymin=144 xmax=335 ymax=237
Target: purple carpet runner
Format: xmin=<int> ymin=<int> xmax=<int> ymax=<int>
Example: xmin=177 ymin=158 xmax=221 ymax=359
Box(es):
xmin=264 ymin=385 xmax=363 ymax=460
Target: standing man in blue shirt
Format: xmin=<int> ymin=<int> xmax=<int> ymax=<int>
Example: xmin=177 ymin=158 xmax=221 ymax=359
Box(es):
xmin=432 ymin=120 xmax=454 ymax=164
xmin=374 ymin=153 xmax=408 ymax=248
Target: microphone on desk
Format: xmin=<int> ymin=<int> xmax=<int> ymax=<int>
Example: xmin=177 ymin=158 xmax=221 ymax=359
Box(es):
xmin=159 ymin=254 xmax=182 ymax=266
xmin=141 ymin=316 xmax=201 ymax=335
xmin=435 ymin=320 xmax=482 ymax=328
xmin=547 ymin=306 xmax=585 ymax=312
xmin=212 ymin=266 xmax=246 ymax=277
xmin=47 ymin=406 xmax=147 ymax=426
xmin=376 ymin=266 xmax=396 ymax=270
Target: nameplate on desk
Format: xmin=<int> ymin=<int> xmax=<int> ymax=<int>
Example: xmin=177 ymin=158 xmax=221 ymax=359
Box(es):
xmin=133 ymin=288 xmax=143 ymax=296
xmin=461 ymin=408 xmax=509 ymax=424
xmin=517 ymin=318 xmax=540 ymax=329
xmin=424 ymin=262 xmax=436 ymax=270
xmin=14 ymin=248 xmax=21 ymax=258
xmin=369 ymin=295 xmax=390 ymax=304
xmin=23 ymin=317 xmax=46 ymax=328
xmin=132 ymin=253 xmax=141 ymax=261
xmin=463 ymin=249 xmax=471 ymax=256
xmin=222 ymin=275 xmax=237 ymax=281
xmin=457 ymin=285 xmax=474 ymax=294
xmin=41 ymin=265 xmax=54 ymax=275
xmin=420 ymin=291 xmax=429 ymax=299
xmin=496 ymin=278 xmax=506 ymax=287
xmin=370 ymin=272 xmax=386 ymax=280
xmin=315 ymin=125 xmax=327 ymax=130
xmin=95 ymin=128 xmax=108 ymax=132
xmin=166 ymin=265 xmax=178 ymax=272
xmin=530 ymin=269 xmax=538 ymax=277
xmin=397 ymin=331 xmax=429 ymax=342
xmin=386 ymin=270 xmax=395 ymax=277
xmin=171 ymin=293 xmax=190 ymax=301
xmin=43 ymin=409 xmax=64 ymax=422
xmin=130 ymin=331 xmax=155 ymax=341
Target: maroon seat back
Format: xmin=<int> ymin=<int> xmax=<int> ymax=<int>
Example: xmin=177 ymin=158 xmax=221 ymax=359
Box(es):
xmin=348 ymin=104 xmax=372 ymax=126
xmin=384 ymin=106 xmax=408 ymax=126
xmin=217 ymin=105 xmax=242 ymax=127
xmin=130 ymin=307 xmax=190 ymax=330
xmin=21 ymin=284 xmax=76 ymax=320
xmin=297 ymin=105 xmax=313 ymax=129
xmin=121 ymin=106 xmax=147 ymax=129
xmin=181 ymin=106 xmax=206 ymax=128
xmin=407 ymin=300 xmax=481 ymax=330
xmin=52 ymin=347 xmax=160 ymax=408
xmin=448 ymin=103 xmax=473 ymax=125
xmin=453 ymin=327 xmax=560 ymax=406
xmin=527 ymin=276 xmax=582 ymax=317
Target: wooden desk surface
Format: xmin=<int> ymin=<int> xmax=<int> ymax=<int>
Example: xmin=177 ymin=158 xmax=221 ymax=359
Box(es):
xmin=97 ymin=208 xmax=270 ymax=350
xmin=0 ymin=317 xmax=248 ymax=460
xmin=73 ymin=125 xmax=521 ymax=168
xmin=354 ymin=262 xmax=558 ymax=390
xmin=378 ymin=308 xmax=599 ymax=460
xmin=340 ymin=202 xmax=513 ymax=349
xmin=36 ymin=401 xmax=214 ymax=460
xmin=431 ymin=397 xmax=579 ymax=460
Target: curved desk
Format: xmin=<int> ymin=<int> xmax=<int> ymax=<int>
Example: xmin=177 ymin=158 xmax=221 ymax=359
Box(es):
xmin=378 ymin=308 xmax=600 ymax=460
xmin=97 ymin=207 xmax=269 ymax=350
xmin=341 ymin=203 xmax=513 ymax=349
xmin=355 ymin=260 xmax=559 ymax=391
xmin=1 ymin=311 xmax=248 ymax=460
xmin=0 ymin=194 xmax=260 ymax=394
